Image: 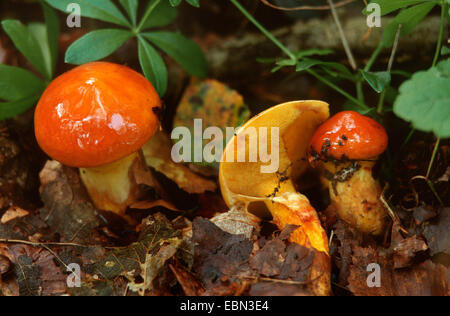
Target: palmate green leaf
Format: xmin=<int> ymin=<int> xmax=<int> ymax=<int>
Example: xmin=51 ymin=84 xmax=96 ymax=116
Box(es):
xmin=382 ymin=2 xmax=436 ymax=48
xmin=138 ymin=36 xmax=168 ymax=97
xmin=27 ymin=23 xmax=53 ymax=79
xmin=361 ymin=70 xmax=391 ymax=93
xmin=65 ymin=29 xmax=133 ymax=64
xmin=0 ymin=95 xmax=40 ymax=120
xmin=119 ymin=0 xmax=138 ymax=26
xmin=1 ymin=20 xmax=50 ymax=80
xmin=45 ymin=0 xmax=130 ymax=27
xmin=363 ymin=0 xmax=433 ymax=16
xmin=42 ymin=2 xmax=60 ymax=78
xmin=393 ymin=59 xmax=450 ymax=138
xmin=142 ymin=31 xmax=207 ymax=78
xmin=0 ymin=65 xmax=45 ymax=102
xmin=141 ymin=0 xmax=178 ymax=30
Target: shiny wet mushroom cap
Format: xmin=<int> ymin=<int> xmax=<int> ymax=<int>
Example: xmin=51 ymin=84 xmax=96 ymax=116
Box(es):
xmin=34 ymin=61 xmax=161 ymax=168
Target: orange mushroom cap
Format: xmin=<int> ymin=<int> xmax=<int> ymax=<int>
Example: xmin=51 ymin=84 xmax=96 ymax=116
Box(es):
xmin=307 ymin=111 xmax=388 ymax=162
xmin=34 ymin=62 xmax=161 ymax=168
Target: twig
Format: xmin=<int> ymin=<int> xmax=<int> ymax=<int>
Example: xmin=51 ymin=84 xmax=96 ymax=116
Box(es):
xmin=327 ymin=0 xmax=357 ymax=70
xmin=260 ymin=0 xmax=355 ymax=11
xmin=0 ymin=239 xmax=91 ymax=248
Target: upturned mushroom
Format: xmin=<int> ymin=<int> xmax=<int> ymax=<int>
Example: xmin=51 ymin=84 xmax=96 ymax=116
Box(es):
xmin=307 ymin=111 xmax=388 ymax=235
xmin=219 ymin=100 xmax=331 ymax=296
xmin=34 ymin=62 xmax=162 ymax=217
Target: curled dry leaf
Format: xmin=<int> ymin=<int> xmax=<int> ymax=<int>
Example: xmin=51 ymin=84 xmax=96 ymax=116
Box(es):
xmin=1 ymin=206 xmax=29 ymax=224
xmin=210 ymin=205 xmax=261 ymax=239
xmin=142 ymin=131 xmax=217 ymax=194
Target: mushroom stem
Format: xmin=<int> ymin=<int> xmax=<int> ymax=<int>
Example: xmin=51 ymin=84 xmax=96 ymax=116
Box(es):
xmin=267 ymin=190 xmax=331 ymax=296
xmin=79 ymin=152 xmax=141 ymax=217
xmin=321 ymin=160 xmax=387 ymax=235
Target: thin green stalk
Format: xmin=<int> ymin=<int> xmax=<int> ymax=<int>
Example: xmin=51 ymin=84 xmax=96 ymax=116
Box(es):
xmin=307 ymin=69 xmax=369 ymax=110
xmin=135 ymin=0 xmax=162 ymax=33
xmin=400 ymin=128 xmax=415 ymax=151
xmin=364 ymin=42 xmax=383 ymax=72
xmin=229 ymin=0 xmax=296 ymax=61
xmin=432 ymin=0 xmax=447 ymax=67
xmin=377 ymin=90 xmax=386 ymax=114
xmin=426 ymin=137 xmax=440 ymax=180
xmin=356 ymin=81 xmax=364 ymax=102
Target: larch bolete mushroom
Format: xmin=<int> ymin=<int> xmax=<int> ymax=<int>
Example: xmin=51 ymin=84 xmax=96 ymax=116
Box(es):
xmin=34 ymin=62 xmax=161 ymax=217
xmin=219 ymin=100 xmax=331 ymax=296
xmin=307 ymin=111 xmax=388 ymax=235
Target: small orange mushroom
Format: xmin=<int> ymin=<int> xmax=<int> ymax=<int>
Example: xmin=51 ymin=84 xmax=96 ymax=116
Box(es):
xmin=34 ymin=62 xmax=161 ymax=217
xmin=307 ymin=111 xmax=388 ymax=235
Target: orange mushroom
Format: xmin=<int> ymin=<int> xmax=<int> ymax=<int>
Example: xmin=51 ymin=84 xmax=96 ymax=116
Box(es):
xmin=34 ymin=62 xmax=161 ymax=217
xmin=307 ymin=111 xmax=388 ymax=235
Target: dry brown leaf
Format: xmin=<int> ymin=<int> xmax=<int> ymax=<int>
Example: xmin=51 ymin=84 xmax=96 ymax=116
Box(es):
xmin=1 ymin=206 xmax=29 ymax=224
xmin=142 ymin=131 xmax=217 ymax=194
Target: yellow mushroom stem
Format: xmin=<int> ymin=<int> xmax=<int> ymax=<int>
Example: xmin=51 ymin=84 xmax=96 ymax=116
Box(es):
xmin=79 ymin=152 xmax=142 ymax=218
xmin=319 ymin=159 xmax=387 ymax=235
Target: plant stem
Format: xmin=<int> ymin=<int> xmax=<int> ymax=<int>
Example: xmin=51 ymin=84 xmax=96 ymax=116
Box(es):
xmin=307 ymin=69 xmax=368 ymax=109
xmin=364 ymin=42 xmax=383 ymax=72
xmin=377 ymin=24 xmax=401 ymax=114
xmin=426 ymin=137 xmax=440 ymax=180
xmin=400 ymin=128 xmax=415 ymax=151
xmin=432 ymin=0 xmax=447 ymax=67
xmin=135 ymin=0 xmax=162 ymax=33
xmin=229 ymin=0 xmax=296 ymax=61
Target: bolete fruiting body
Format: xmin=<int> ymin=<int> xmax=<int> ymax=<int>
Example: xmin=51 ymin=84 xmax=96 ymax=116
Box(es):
xmin=219 ymin=100 xmax=332 ymax=296
xmin=307 ymin=111 xmax=388 ymax=235
xmin=35 ymin=62 xmax=161 ymax=217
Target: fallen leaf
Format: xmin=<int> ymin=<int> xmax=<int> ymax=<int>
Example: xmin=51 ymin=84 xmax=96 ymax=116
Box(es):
xmin=348 ymin=246 xmax=449 ymax=296
xmin=1 ymin=206 xmax=29 ymax=224
xmin=424 ymin=207 xmax=450 ymax=256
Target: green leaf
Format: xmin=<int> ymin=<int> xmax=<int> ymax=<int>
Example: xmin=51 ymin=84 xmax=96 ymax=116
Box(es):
xmin=27 ymin=23 xmax=53 ymax=79
xmin=45 ymin=0 xmax=130 ymax=27
xmin=0 ymin=95 xmax=40 ymax=120
xmin=363 ymin=1 xmax=432 ymax=16
xmin=441 ymin=46 xmax=450 ymax=55
xmin=294 ymin=49 xmax=334 ymax=59
xmin=393 ymin=58 xmax=450 ymax=138
xmin=0 ymin=65 xmax=45 ymax=102
xmin=296 ymin=58 xmax=352 ymax=77
xmin=1 ymin=19 xmax=49 ymax=79
xmin=142 ymin=31 xmax=207 ymax=78
xmin=186 ymin=0 xmax=200 ymax=7
xmin=361 ymin=70 xmax=391 ymax=93
xmin=65 ymin=29 xmax=133 ymax=64
xmin=170 ymin=0 xmax=199 ymax=6
xmin=296 ymin=59 xmax=323 ymax=72
xmin=42 ymin=2 xmax=60 ymax=77
xmin=119 ymin=0 xmax=138 ymax=26
xmin=169 ymin=0 xmax=182 ymax=6
xmin=138 ymin=37 xmax=168 ymax=97
xmin=141 ymin=0 xmax=178 ymax=30
xmin=382 ymin=2 xmax=436 ymax=48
